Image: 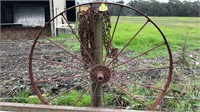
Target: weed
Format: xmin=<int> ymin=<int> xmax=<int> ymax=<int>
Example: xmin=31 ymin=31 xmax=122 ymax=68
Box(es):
xmin=51 ymin=90 xmax=91 ymax=106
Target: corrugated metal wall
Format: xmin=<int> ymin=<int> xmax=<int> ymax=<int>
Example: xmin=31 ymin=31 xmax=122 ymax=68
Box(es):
xmin=14 ymin=7 xmax=45 ymax=27
xmin=1 ymin=1 xmax=50 ymax=26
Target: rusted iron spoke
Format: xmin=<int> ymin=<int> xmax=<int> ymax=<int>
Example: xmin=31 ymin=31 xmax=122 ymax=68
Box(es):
xmin=112 ymin=42 xmax=165 ymax=69
xmin=48 ymin=80 xmax=88 ymax=102
xmin=103 ymin=6 xmax=123 ymax=65
xmin=112 ymin=66 xmax=169 ymax=74
xmin=60 ymin=14 xmax=78 ymax=38
xmin=34 ymin=74 xmax=90 ymax=83
xmin=42 ymin=35 xmax=87 ymax=65
xmin=112 ymin=77 xmax=164 ymax=91
xmin=33 ymin=58 xmax=89 ymax=72
xmin=73 ymin=81 xmax=94 ymax=106
xmin=111 ymin=6 xmax=123 ymax=45
xmin=107 ymin=20 xmax=149 ymax=67
xmin=109 ymin=81 xmax=150 ymax=109
xmin=61 ymin=14 xmax=95 ymax=65
xmin=106 ymin=83 xmax=123 ymax=109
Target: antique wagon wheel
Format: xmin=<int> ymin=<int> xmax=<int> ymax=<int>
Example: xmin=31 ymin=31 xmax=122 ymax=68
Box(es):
xmin=29 ymin=2 xmax=173 ymax=110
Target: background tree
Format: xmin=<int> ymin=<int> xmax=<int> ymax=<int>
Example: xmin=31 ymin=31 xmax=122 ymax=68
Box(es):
xmin=108 ymin=0 xmax=200 ymax=17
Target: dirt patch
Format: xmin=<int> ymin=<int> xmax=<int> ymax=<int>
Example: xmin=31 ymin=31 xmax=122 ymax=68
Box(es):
xmin=0 ymin=27 xmax=49 ymax=40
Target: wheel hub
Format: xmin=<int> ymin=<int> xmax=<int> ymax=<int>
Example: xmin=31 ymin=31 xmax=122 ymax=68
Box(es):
xmin=90 ymin=64 xmax=111 ymax=83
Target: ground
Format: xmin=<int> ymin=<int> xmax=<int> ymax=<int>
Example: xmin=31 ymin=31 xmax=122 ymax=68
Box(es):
xmin=0 ymin=16 xmax=200 ymax=111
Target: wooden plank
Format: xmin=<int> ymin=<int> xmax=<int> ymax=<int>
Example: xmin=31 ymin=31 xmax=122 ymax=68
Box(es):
xmin=0 ymin=102 xmax=149 ymax=112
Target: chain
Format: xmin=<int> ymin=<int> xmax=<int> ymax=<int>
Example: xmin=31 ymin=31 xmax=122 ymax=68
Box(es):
xmin=78 ymin=7 xmax=118 ymax=69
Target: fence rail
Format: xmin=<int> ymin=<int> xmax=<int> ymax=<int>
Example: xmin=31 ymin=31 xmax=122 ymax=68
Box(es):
xmin=0 ymin=102 xmax=148 ymax=112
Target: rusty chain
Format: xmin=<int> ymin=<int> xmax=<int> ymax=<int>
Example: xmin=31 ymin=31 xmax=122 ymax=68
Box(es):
xmin=78 ymin=7 xmax=118 ymax=69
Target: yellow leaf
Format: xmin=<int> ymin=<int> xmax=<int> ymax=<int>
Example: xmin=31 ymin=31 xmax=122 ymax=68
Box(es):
xmin=99 ymin=3 xmax=108 ymax=12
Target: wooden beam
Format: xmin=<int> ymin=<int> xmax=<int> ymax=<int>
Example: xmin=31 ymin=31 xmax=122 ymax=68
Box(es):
xmin=0 ymin=102 xmax=151 ymax=112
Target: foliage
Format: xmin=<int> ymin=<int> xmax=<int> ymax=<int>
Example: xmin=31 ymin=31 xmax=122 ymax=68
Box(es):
xmin=0 ymin=90 xmax=41 ymax=104
xmin=51 ymin=90 xmax=91 ymax=106
xmin=110 ymin=0 xmax=200 ymax=17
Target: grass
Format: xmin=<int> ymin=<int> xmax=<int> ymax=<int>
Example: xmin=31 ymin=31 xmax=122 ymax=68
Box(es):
xmin=111 ymin=16 xmax=200 ymax=55
xmin=51 ymin=90 xmax=91 ymax=106
xmin=0 ymin=90 xmax=41 ymax=104
xmin=48 ymin=33 xmax=80 ymax=51
xmin=50 ymin=16 xmax=200 ymax=58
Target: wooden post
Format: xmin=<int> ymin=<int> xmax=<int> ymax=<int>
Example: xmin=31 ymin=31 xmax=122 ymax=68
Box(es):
xmin=91 ymin=14 xmax=103 ymax=107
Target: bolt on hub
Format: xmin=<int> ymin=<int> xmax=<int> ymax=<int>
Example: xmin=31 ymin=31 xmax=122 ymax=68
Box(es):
xmin=90 ymin=64 xmax=111 ymax=84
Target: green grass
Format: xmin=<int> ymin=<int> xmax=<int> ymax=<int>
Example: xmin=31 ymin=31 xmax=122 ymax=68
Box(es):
xmin=51 ymin=16 xmax=199 ymax=57
xmin=0 ymin=90 xmax=41 ymax=104
xmin=51 ymin=90 xmax=91 ymax=106
xmin=111 ymin=16 xmax=200 ymax=55
xmin=48 ymin=33 xmax=80 ymax=51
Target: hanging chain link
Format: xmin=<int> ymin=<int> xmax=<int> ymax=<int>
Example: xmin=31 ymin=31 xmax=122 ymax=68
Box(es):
xmin=78 ymin=7 xmax=118 ymax=69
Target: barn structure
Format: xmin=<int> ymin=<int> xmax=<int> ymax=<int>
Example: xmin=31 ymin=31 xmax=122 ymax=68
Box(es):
xmin=1 ymin=0 xmax=76 ymax=36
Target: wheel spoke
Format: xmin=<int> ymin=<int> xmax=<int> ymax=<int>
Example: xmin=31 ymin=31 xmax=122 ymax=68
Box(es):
xmin=48 ymin=80 xmax=88 ymax=102
xmin=73 ymin=81 xmax=94 ymax=106
xmin=41 ymin=35 xmax=87 ymax=66
xmin=107 ymin=20 xmax=149 ymax=67
xmin=106 ymin=83 xmax=123 ymax=109
xmin=103 ymin=6 xmax=123 ymax=65
xmin=61 ymin=14 xmax=95 ymax=65
xmin=112 ymin=77 xmax=164 ymax=91
xmin=33 ymin=58 xmax=89 ymax=72
xmin=112 ymin=42 xmax=165 ymax=69
xmin=111 ymin=6 xmax=123 ymax=45
xmin=109 ymin=81 xmax=150 ymax=109
xmin=112 ymin=66 xmax=169 ymax=74
xmin=34 ymin=74 xmax=90 ymax=83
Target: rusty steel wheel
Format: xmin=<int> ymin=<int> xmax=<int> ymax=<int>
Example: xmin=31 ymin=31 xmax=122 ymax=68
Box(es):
xmin=29 ymin=2 xmax=173 ymax=110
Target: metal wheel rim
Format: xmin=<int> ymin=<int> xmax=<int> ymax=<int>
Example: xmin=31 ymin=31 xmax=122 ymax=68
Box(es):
xmin=29 ymin=2 xmax=173 ymax=110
